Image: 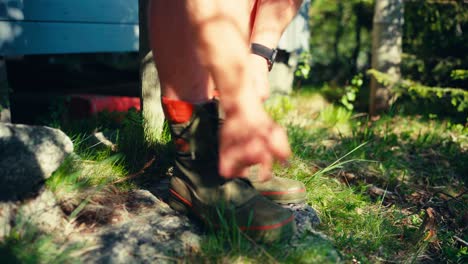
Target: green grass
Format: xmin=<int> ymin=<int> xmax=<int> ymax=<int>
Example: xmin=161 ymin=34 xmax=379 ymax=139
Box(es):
xmin=0 ymin=213 xmax=82 ymax=264
xmin=202 ymin=88 xmax=464 ymax=263
xmin=0 ymin=109 xmax=175 ymax=262
xmin=272 ymin=90 xmax=467 ymax=263
xmin=6 ymin=88 xmax=466 ymax=263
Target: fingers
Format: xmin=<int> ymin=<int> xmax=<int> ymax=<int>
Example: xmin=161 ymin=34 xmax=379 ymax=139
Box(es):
xmin=258 ymin=155 xmax=273 ymax=182
xmin=219 ymin=135 xmax=266 ymax=178
xmin=219 ymin=122 xmax=290 ymax=180
xmin=219 ymin=146 xmax=251 ymax=179
xmin=268 ymin=125 xmax=292 ymax=161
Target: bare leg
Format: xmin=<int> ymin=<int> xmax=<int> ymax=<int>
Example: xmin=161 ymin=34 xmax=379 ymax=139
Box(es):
xmin=148 ymin=0 xmax=250 ymax=103
xmin=148 ymin=1 xmax=215 ymax=103
xmin=148 ymin=0 xmax=293 ymax=180
xmin=148 ymin=0 xmax=301 ymax=103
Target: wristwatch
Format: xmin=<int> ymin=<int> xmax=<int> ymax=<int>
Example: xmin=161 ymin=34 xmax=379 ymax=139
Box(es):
xmin=251 ymin=43 xmax=278 ymax=71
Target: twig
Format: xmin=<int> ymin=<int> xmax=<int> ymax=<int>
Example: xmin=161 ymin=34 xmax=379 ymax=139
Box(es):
xmin=350 ymin=113 xmax=368 ymax=119
xmin=454 ymin=235 xmax=468 ymax=246
xmin=112 ymin=156 xmax=156 ymax=184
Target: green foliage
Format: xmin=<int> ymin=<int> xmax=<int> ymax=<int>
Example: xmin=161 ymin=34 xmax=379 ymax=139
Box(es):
xmin=0 ymin=214 xmax=81 ymax=264
xmin=306 ymin=0 xmax=466 ymax=120
xmin=47 ymin=153 xmax=128 ymax=195
xmin=265 ymin=95 xmax=293 ymax=122
xmin=319 ymin=105 xmax=352 ymax=130
xmin=283 ymin=90 xmax=467 ymax=262
xmin=368 ymin=69 xmax=468 ymax=119
xmin=294 ymin=51 xmax=312 ymax=80
xmin=308 ymin=0 xmax=374 ymax=85
xmin=451 ymin=69 xmax=468 ymax=81
xmin=340 ymin=74 xmax=363 ymax=110
xmin=117 ymin=109 xmax=149 ymax=171
xmin=403 ymin=1 xmax=468 ymax=88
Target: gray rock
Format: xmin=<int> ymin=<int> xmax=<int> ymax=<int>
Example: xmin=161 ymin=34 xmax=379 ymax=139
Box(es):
xmin=284 ymin=203 xmax=321 ymax=236
xmin=19 ymin=189 xmax=67 ymax=233
xmin=82 ymin=190 xmax=201 ymax=264
xmin=0 ymin=123 xmax=73 ymax=201
xmin=0 ymin=189 xmax=66 ymax=240
xmin=80 ymin=190 xmax=322 ymax=263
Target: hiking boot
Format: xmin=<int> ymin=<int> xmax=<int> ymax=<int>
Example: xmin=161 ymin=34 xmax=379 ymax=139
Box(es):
xmin=162 ymin=97 xmax=296 ymax=242
xmin=246 ymin=166 xmax=306 ymax=204
xmin=215 ymin=98 xmax=307 ymax=204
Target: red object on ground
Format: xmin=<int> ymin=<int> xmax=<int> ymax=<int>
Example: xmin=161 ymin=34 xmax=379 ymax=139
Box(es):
xmin=69 ymin=94 xmax=141 ymax=119
xmin=161 ymin=96 xmax=194 ymax=124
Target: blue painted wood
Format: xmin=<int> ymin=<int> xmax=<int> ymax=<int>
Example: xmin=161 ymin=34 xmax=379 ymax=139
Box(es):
xmin=0 ymin=21 xmax=139 ymax=55
xmin=0 ymin=0 xmax=138 ymax=23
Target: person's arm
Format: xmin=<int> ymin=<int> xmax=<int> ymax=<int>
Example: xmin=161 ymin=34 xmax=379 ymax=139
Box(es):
xmin=249 ymin=0 xmax=304 ymax=100
xmin=186 ymin=0 xmax=291 ymax=180
xmin=250 ymin=0 xmax=303 ymax=48
xmin=186 ymin=0 xmax=251 ymax=107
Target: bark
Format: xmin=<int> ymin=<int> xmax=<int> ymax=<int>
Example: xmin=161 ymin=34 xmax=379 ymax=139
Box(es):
xmin=369 ymin=0 xmax=403 ymax=116
xmin=139 ymin=0 xmax=164 ymax=144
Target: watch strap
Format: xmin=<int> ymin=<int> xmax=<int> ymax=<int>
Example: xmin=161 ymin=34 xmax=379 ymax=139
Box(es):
xmin=251 ymin=43 xmax=277 ymax=71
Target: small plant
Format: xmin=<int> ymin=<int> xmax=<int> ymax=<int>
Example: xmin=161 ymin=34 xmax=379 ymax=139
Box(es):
xmin=319 ymin=105 xmax=352 ymax=127
xmin=265 ymin=95 xmax=293 ymax=122
xmin=294 ymin=51 xmax=312 ymax=80
xmin=340 ymin=74 xmax=363 ymax=111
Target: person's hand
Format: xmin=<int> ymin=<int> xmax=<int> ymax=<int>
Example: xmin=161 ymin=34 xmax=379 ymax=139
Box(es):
xmin=219 ymin=94 xmax=291 ymax=181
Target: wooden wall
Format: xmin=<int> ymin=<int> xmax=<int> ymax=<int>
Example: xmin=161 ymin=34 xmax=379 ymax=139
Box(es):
xmin=0 ymin=0 xmax=139 ymax=55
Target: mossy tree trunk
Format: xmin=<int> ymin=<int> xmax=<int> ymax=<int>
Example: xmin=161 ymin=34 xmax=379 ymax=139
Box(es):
xmin=139 ymin=0 xmax=164 ymax=145
xmin=369 ymin=0 xmax=403 ymax=116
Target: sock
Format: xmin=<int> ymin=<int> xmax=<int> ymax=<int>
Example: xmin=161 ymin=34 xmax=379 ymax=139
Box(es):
xmin=161 ymin=97 xmax=194 ymax=124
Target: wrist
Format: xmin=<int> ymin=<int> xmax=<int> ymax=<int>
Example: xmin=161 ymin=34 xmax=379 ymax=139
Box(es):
xmin=250 ymin=53 xmax=270 ymax=72
xmin=250 ymin=43 xmax=277 ymax=71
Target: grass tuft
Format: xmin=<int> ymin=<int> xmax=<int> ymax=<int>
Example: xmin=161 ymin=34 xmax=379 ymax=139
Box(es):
xmin=0 ymin=213 xmax=82 ymax=264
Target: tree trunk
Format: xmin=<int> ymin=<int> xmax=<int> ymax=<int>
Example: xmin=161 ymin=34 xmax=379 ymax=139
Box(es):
xmin=352 ymin=3 xmax=363 ymax=75
xmin=369 ymin=0 xmax=403 ymax=116
xmin=333 ymin=2 xmax=344 ymax=65
xmin=0 ymin=60 xmax=11 ymax=123
xmin=139 ymin=0 xmax=164 ymax=145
